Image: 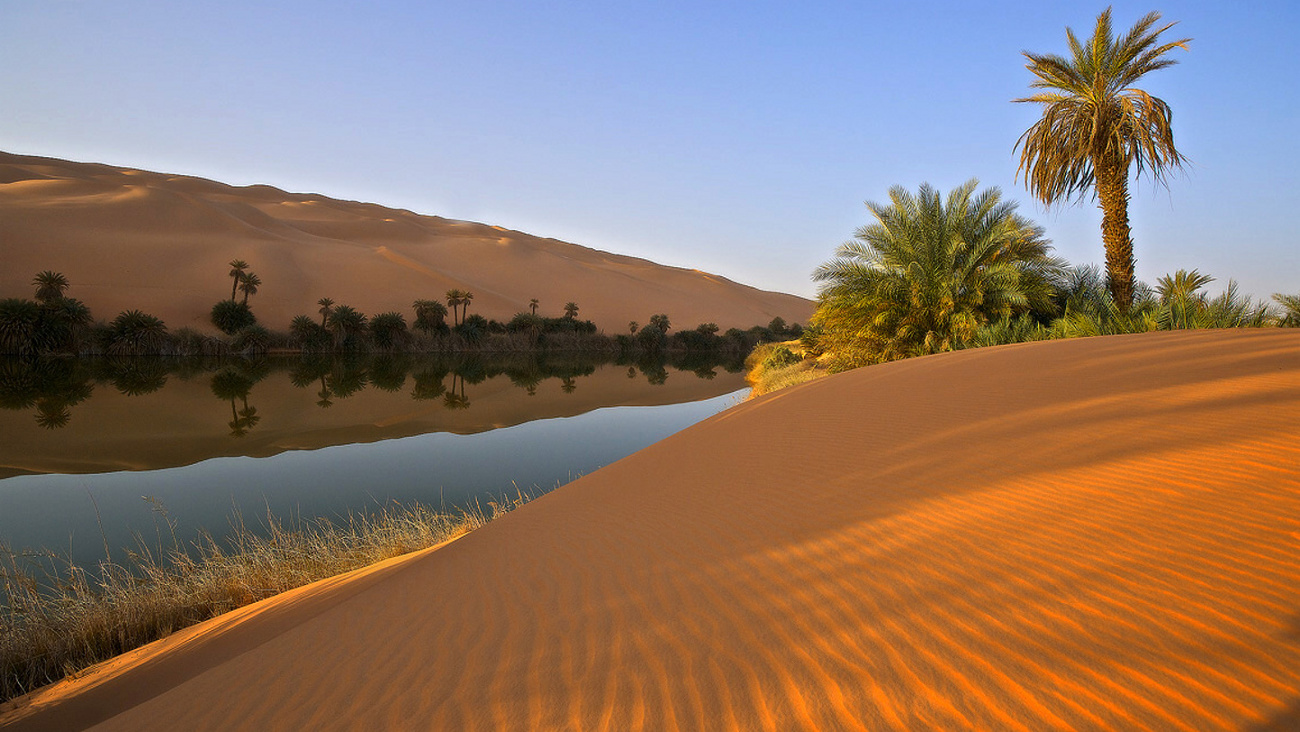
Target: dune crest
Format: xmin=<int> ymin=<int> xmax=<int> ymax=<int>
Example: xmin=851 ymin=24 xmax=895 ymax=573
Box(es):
xmin=4 ymin=330 xmax=1300 ymax=731
xmin=0 ymin=152 xmax=811 ymax=333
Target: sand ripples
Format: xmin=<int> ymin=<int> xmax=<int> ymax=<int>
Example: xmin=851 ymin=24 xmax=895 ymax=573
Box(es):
xmin=7 ymin=330 xmax=1300 ymax=731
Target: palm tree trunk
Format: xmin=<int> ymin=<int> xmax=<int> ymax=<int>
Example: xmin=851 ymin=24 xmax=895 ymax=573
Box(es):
xmin=1095 ymin=156 xmax=1136 ymax=311
xmin=231 ymin=278 xmax=239 ymax=302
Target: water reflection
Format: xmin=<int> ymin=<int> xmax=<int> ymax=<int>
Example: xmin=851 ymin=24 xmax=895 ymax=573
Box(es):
xmin=0 ymin=352 xmax=747 ymax=478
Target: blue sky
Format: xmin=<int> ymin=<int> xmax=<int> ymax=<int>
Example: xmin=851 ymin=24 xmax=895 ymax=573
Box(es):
xmin=3 ymin=1 xmax=1296 ymax=300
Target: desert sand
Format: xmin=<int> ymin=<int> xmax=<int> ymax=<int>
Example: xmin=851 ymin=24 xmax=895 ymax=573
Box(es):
xmin=3 ymin=330 xmax=1299 ymax=731
xmin=0 ymin=152 xmax=812 ymax=334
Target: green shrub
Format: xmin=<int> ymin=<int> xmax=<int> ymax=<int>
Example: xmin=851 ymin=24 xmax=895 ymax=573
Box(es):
xmin=211 ymin=300 xmax=256 ymax=335
xmin=105 ymin=310 xmax=169 ymax=355
xmin=370 ymin=312 xmax=410 ymax=350
xmin=229 ymin=324 xmax=272 ymax=355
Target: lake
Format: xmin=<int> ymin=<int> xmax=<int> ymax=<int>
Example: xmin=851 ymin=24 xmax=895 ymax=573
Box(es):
xmin=0 ymin=353 xmax=748 ymax=568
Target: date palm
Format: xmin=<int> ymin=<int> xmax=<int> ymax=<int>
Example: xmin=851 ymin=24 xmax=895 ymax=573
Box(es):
xmin=460 ymin=291 xmax=474 ymax=322
xmin=412 ymin=299 xmax=448 ymax=333
xmin=32 ymin=271 xmax=70 ymax=304
xmin=238 ymin=272 xmax=261 ymax=304
xmin=1015 ymin=8 xmax=1189 ymax=311
xmin=228 ymin=260 xmax=249 ymax=302
xmin=529 ymin=298 xmax=539 ymax=316
xmin=445 ymin=290 xmax=465 ymax=326
xmin=317 ymin=297 xmax=335 ymax=327
xmin=563 ymin=302 xmax=579 ymax=319
xmin=813 ymin=179 xmax=1061 ymax=368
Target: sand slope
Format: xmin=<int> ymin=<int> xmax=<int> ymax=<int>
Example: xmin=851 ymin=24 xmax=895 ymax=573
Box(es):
xmin=0 ymin=152 xmax=811 ymax=333
xmin=4 ymin=330 xmax=1300 ymax=731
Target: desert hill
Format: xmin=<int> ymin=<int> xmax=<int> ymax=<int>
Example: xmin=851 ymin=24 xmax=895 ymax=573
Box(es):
xmin=0 ymin=152 xmax=811 ymax=333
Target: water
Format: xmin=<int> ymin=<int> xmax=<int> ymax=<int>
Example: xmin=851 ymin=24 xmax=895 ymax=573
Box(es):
xmin=0 ymin=353 xmax=748 ymax=566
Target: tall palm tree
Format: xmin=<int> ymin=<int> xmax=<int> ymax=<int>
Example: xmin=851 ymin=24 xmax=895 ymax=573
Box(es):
xmin=529 ymin=298 xmax=539 ymax=316
xmin=238 ymin=272 xmax=261 ymax=305
xmin=445 ymin=290 xmax=464 ymax=326
xmin=563 ymin=302 xmax=579 ymax=319
xmin=317 ymin=297 xmax=335 ymax=327
xmin=460 ymin=291 xmax=474 ymax=323
xmin=812 ymin=179 xmax=1061 ymax=368
xmin=32 ymin=271 xmax=70 ymax=304
xmin=228 ymin=260 xmax=249 ymax=302
xmin=1015 ymin=8 xmax=1189 ymax=311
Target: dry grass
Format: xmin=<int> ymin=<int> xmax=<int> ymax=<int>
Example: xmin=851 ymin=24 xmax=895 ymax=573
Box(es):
xmin=0 ymin=492 xmax=532 ymax=704
xmin=744 ymin=341 xmax=827 ymax=397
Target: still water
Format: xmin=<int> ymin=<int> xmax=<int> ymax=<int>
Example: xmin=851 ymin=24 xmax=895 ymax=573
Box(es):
xmin=0 ymin=353 xmax=747 ymax=567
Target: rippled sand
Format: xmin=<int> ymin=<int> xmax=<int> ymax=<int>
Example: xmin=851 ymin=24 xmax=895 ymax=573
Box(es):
xmin=5 ymin=330 xmax=1299 ymax=731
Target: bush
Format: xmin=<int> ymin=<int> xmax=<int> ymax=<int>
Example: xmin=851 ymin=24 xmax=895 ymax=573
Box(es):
xmin=211 ymin=300 xmax=256 ymax=335
xmin=0 ymin=298 xmax=43 ymax=355
xmin=105 ymin=310 xmax=169 ymax=355
xmin=289 ymin=315 xmax=332 ymax=352
xmin=370 ymin=312 xmax=410 ymax=351
xmin=229 ymin=324 xmax=272 ymax=355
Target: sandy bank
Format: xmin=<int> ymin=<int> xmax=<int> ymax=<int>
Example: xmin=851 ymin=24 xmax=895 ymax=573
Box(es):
xmin=4 ymin=330 xmax=1299 ymax=730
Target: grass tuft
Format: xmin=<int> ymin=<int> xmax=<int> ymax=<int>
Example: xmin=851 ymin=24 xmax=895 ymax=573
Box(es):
xmin=0 ymin=492 xmax=532 ymax=704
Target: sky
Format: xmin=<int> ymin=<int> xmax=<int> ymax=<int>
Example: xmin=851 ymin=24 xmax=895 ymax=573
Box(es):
xmin=2 ymin=0 xmax=1297 ymax=301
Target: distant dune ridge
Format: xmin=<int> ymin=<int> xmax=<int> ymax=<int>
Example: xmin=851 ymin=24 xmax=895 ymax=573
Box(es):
xmin=0 ymin=151 xmax=811 ymax=333
xmin=4 ymin=330 xmax=1299 ymax=731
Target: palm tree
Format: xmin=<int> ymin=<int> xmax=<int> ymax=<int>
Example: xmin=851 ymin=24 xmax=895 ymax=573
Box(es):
xmin=228 ymin=260 xmax=249 ymax=302
xmin=1274 ymin=293 xmax=1300 ymax=327
xmin=32 ymin=271 xmax=70 ymax=304
xmin=1015 ymin=8 xmax=1190 ymax=311
xmin=563 ymin=302 xmax=579 ymax=319
xmin=529 ymin=298 xmax=539 ymax=316
xmin=628 ymin=321 xmax=638 ymax=335
xmin=812 ymin=179 xmax=1061 ymax=368
xmin=445 ymin=290 xmax=465 ymax=326
xmin=327 ymin=304 xmax=368 ymax=349
xmin=317 ymin=297 xmax=335 ymax=327
xmin=106 ymin=310 xmax=170 ymax=355
xmin=461 ymin=291 xmax=475 ymax=322
xmin=649 ymin=314 xmax=671 ymax=333
xmin=238 ymin=272 xmax=261 ymax=304
xmin=412 ymin=299 xmax=449 ymax=334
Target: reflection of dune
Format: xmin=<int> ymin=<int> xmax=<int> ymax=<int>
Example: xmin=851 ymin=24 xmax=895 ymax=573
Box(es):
xmin=6 ymin=331 xmax=1300 ymax=730
xmin=0 ymin=151 xmax=812 ymax=332
xmin=0 ymin=363 xmax=746 ymax=478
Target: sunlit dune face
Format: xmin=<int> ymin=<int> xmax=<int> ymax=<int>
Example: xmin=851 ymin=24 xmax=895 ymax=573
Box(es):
xmin=6 ymin=331 xmax=1299 ymax=732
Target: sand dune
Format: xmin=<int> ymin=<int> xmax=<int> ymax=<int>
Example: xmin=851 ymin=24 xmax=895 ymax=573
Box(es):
xmin=4 ymin=330 xmax=1300 ymax=730
xmin=0 ymin=152 xmax=811 ymax=333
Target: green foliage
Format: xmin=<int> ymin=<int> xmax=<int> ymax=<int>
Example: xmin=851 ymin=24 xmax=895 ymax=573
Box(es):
xmin=326 ymin=305 xmax=368 ymax=350
xmin=1274 ymin=293 xmax=1300 ymax=327
xmin=635 ymin=323 xmax=667 ymax=352
xmin=812 ymin=179 xmax=1062 ymax=370
xmin=31 ymin=271 xmax=70 ymax=304
xmin=1015 ymin=9 xmax=1189 ymax=309
xmin=229 ymin=324 xmax=272 ymax=355
xmin=648 ymin=314 xmax=671 ymax=333
xmin=290 ymin=315 xmax=332 ymax=352
xmin=104 ymin=310 xmax=169 ymax=356
xmin=211 ymin=300 xmax=257 ymax=335
xmin=455 ymin=314 xmax=489 ymax=344
xmin=369 ymin=311 xmax=410 ymax=351
xmin=0 ymin=299 xmax=45 ymax=355
xmin=412 ymin=299 xmax=449 ymax=335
